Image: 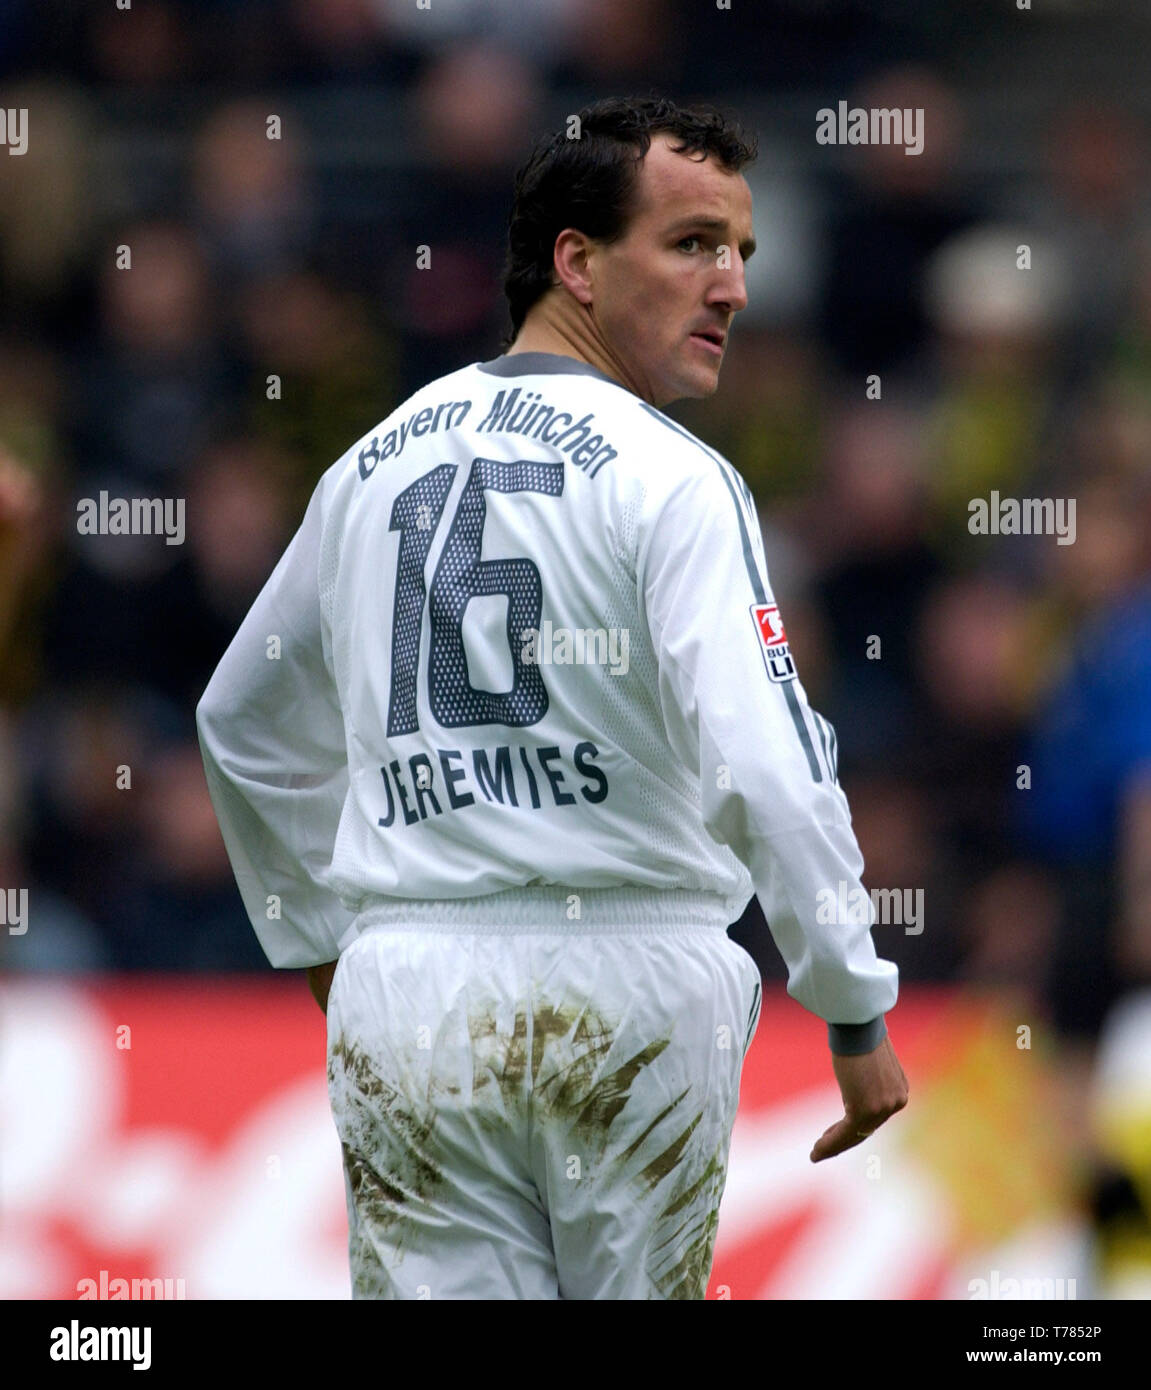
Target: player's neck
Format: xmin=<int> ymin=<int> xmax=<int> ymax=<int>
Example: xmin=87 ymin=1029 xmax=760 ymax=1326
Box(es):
xmin=507 ymin=300 xmax=649 ymax=404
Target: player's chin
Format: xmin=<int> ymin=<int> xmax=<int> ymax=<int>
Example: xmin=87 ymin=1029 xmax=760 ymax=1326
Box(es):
xmin=654 ymin=359 xmax=722 ymax=407
xmin=668 ymin=362 xmax=723 ymax=400
xmin=682 ymin=367 xmax=722 ymax=400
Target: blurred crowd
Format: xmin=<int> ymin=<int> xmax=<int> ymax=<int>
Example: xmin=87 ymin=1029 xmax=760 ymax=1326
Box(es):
xmin=0 ymin=3 xmax=1148 ymax=1108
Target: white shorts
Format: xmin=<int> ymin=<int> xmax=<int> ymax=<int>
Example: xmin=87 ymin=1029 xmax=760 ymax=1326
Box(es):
xmin=325 ymin=919 xmax=762 ymax=1300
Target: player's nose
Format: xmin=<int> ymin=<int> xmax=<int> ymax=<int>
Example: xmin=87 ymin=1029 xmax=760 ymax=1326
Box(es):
xmin=707 ymin=251 xmax=749 ymax=315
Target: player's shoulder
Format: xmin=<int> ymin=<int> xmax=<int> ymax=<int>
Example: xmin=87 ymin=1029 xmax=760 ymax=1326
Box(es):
xmin=321 ymin=353 xmax=749 ymax=517
xmin=634 ymin=398 xmax=743 ymax=486
xmin=474 ymin=353 xmax=744 ymax=485
xmin=617 ymin=399 xmax=756 ymax=543
xmin=465 ymin=350 xmax=636 ymax=437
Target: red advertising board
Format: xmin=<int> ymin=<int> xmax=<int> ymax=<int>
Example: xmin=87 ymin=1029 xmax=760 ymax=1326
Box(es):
xmin=0 ymin=980 xmax=1078 ymax=1300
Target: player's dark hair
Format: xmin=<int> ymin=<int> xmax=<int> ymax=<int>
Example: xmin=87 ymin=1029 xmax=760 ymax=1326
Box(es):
xmin=500 ymin=95 xmax=758 ymax=348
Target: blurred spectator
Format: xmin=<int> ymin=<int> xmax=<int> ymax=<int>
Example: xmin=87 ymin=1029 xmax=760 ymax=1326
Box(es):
xmin=553 ymin=0 xmax=681 ymax=87
xmin=140 ymin=438 xmax=298 ymax=708
xmin=19 ymin=680 xmax=261 ymax=969
xmin=287 ymin=0 xmax=400 ymax=79
xmin=960 ymin=862 xmax=1059 ymax=1001
xmin=192 ymin=100 xmax=315 ymax=285
xmin=0 ymin=83 xmax=104 ymax=332
xmin=738 ymin=160 xmax=825 ymax=331
xmin=372 ymin=0 xmax=575 ymax=65
xmin=381 ymin=43 xmax=541 ymax=396
xmin=0 ymin=706 xmax=108 ymax=974
xmin=22 ymin=685 xmax=167 ymax=961
xmin=1020 ymin=487 xmax=1151 ymax=1038
xmin=1108 ymin=233 xmax=1151 ymax=412
xmin=848 ymin=770 xmax=965 ymax=982
xmin=924 ymin=223 xmax=1070 ymax=535
xmin=239 ymin=269 xmax=397 ymax=490
xmin=808 ymin=400 xmax=941 ymax=764
xmin=86 ymin=1 xmax=186 ymax=86
xmin=117 ymin=742 xmax=268 ymax=970
xmin=913 ymin=574 xmax=1034 ymax=863
xmin=1027 ymin=103 xmax=1151 ymax=391
xmin=68 ymin=220 xmax=241 ymax=488
xmin=818 ymin=67 xmax=973 ymax=384
xmin=40 ymin=436 xmax=295 ymax=708
xmin=0 ymin=340 xmax=61 ymax=704
xmin=0 ymin=444 xmax=47 ymax=705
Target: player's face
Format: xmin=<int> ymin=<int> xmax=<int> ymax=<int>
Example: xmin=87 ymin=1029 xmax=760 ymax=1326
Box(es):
xmin=588 ymin=135 xmax=755 ymax=408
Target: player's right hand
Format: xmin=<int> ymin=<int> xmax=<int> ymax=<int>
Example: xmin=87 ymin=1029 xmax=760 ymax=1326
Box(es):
xmin=809 ymin=1035 xmax=908 ymax=1162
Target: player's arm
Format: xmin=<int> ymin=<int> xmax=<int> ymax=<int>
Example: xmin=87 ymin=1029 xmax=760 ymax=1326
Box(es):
xmin=638 ymin=445 xmax=907 ymax=1157
xmin=196 ymin=466 xmax=357 ymax=975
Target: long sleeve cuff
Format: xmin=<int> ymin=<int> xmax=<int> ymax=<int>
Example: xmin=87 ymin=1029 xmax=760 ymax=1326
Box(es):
xmin=828 ymin=1015 xmax=887 ymax=1056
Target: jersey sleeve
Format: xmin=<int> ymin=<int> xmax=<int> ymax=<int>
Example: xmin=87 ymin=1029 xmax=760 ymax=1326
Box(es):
xmin=638 ymin=448 xmax=898 ymax=1046
xmin=195 ymin=470 xmax=356 ymax=969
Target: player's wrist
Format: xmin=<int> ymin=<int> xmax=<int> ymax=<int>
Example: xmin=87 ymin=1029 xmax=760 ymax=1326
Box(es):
xmin=827 ymin=1015 xmax=886 ymax=1056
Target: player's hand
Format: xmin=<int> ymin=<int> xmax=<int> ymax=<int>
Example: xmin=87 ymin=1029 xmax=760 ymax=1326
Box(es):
xmin=306 ymin=959 xmax=339 ymax=1014
xmin=810 ymin=1035 xmax=908 ymax=1162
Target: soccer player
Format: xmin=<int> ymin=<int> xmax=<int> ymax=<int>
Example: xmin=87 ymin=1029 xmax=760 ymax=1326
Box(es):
xmin=197 ymin=95 xmax=907 ymax=1300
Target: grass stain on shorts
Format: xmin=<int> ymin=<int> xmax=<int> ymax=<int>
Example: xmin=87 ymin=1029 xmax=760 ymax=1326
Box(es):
xmin=329 ymin=1035 xmax=445 ymax=1264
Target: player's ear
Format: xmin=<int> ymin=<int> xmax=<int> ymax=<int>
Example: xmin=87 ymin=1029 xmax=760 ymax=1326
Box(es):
xmin=552 ymin=229 xmax=595 ymax=308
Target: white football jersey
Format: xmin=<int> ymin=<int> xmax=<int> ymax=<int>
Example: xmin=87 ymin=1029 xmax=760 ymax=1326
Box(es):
xmin=197 ymin=352 xmax=898 ymax=1039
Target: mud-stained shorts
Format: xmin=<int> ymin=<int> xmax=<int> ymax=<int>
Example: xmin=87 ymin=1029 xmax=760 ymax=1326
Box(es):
xmin=325 ymin=921 xmax=762 ymax=1300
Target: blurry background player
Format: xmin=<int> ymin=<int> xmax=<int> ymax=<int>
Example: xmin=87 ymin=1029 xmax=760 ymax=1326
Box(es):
xmin=196 ymin=97 xmax=908 ymax=1298
xmin=2 ymin=2 xmax=1151 ymax=1301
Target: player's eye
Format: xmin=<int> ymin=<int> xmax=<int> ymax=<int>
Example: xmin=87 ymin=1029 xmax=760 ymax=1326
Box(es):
xmin=677 ymin=235 xmax=703 ymax=253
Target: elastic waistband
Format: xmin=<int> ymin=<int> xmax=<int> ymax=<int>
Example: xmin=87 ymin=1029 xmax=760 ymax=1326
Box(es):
xmin=345 ymin=886 xmax=732 ymax=937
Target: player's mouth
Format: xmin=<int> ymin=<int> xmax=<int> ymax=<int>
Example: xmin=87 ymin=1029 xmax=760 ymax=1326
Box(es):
xmin=689 ymin=328 xmax=726 ymax=357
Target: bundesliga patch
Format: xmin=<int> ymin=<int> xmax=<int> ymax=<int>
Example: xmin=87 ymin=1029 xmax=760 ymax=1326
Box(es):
xmin=750 ymin=603 xmax=797 ymax=682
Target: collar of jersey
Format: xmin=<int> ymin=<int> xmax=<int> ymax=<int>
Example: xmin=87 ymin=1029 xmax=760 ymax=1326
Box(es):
xmin=478 ymin=351 xmax=621 ymax=388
